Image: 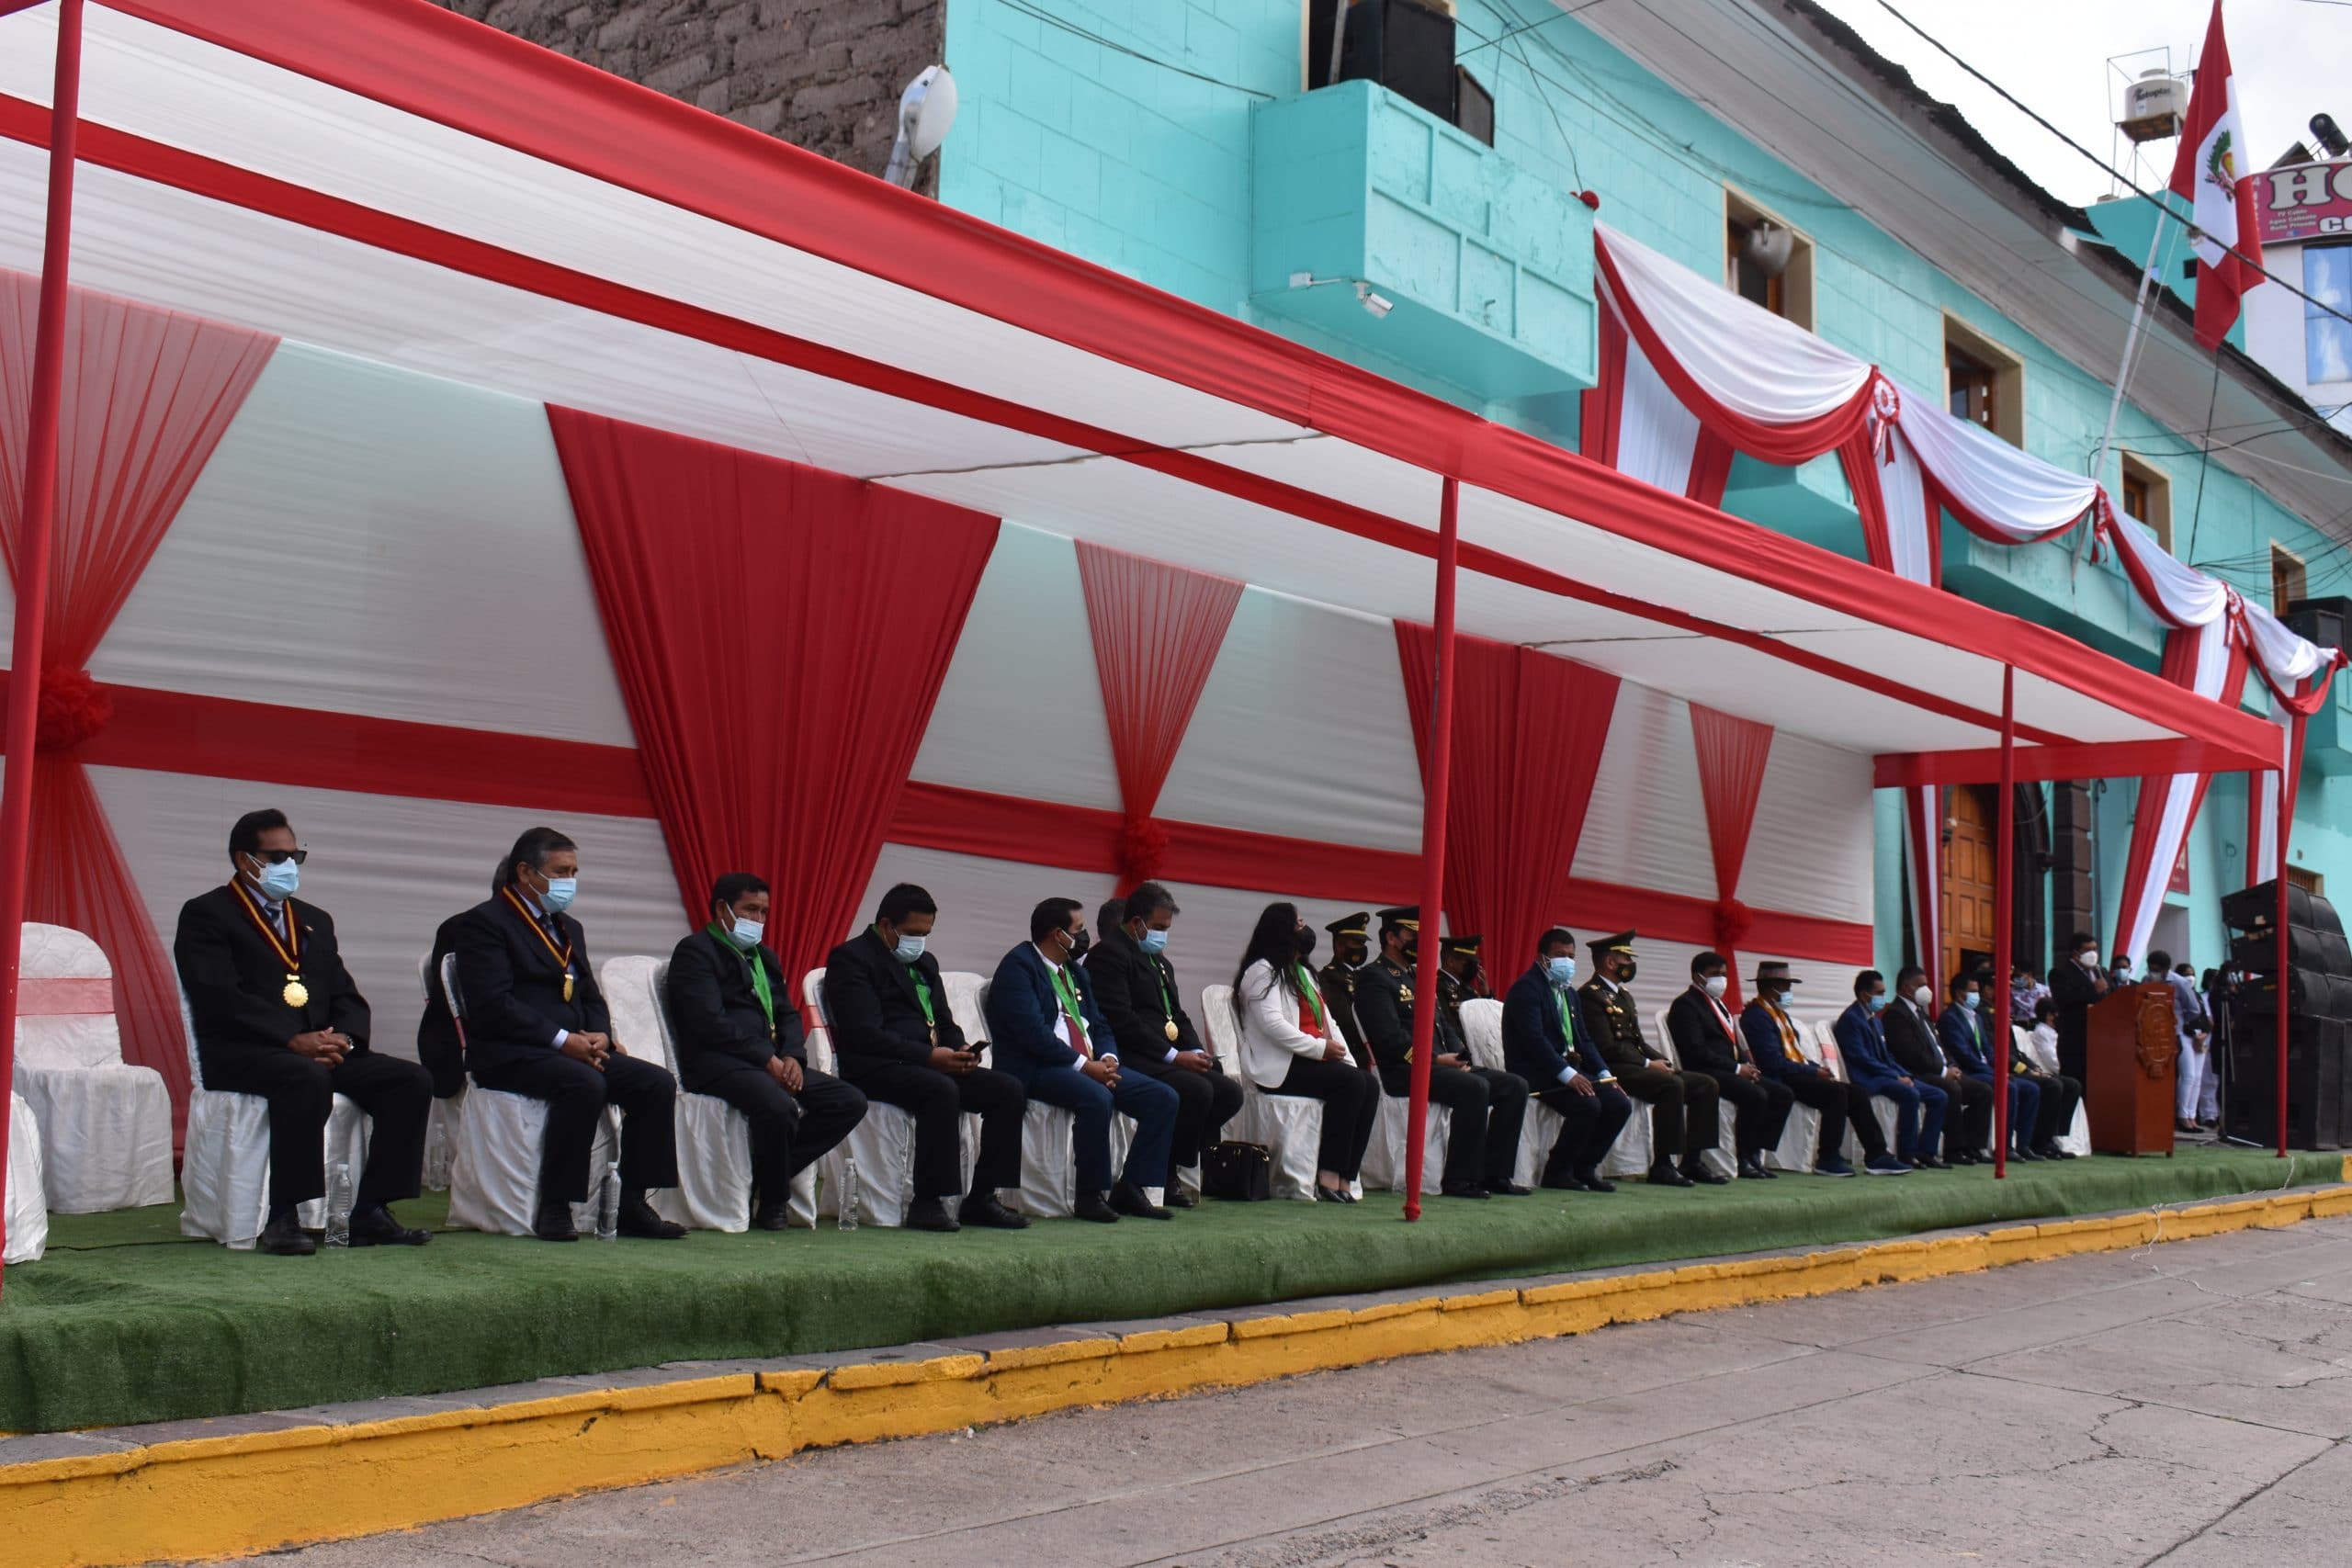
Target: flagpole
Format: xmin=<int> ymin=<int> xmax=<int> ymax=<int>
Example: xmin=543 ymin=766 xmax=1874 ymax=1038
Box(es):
xmin=2086 ymin=209 xmax=2170 ymax=538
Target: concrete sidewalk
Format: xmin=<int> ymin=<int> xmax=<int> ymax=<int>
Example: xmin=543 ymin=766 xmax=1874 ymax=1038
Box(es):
xmin=233 ymin=1213 xmax=2352 ymax=1567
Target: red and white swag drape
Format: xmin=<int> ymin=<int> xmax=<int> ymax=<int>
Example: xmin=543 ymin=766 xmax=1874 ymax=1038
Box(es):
xmin=1580 ymin=223 xmax=2345 ymax=986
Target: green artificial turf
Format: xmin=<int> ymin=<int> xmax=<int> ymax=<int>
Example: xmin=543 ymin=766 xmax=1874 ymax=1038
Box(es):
xmin=0 ymin=1148 xmax=2336 ymax=1435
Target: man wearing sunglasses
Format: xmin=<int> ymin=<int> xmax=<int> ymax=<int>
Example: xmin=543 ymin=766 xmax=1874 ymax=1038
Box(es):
xmin=173 ymin=809 xmax=435 ymax=1256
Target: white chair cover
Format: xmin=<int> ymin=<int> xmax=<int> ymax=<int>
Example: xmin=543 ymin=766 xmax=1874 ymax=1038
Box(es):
xmin=1201 ymin=983 xmax=1326 ymax=1201
xmin=11 ymin=923 xmax=173 ymax=1212
xmin=2015 ymin=1025 xmax=2092 ymax=1156
xmin=1460 ymin=998 xmax=1506 ymax=1070
xmin=1812 ymin=1019 xmax=1903 ymax=1160
xmin=436 ymin=954 xmax=616 ymax=1237
xmin=176 ymin=987 xmax=370 ymax=1248
xmin=1761 ymin=1014 xmax=1826 ymax=1171
xmin=808 ymin=968 xmax=980 ymax=1227
xmin=5 ymin=1090 xmax=48 ymax=1264
xmin=1361 ymin=1093 xmax=1447 ymax=1195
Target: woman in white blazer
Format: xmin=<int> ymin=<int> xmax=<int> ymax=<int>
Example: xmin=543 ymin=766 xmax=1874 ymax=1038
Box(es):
xmin=1231 ymin=903 xmax=1377 ymax=1201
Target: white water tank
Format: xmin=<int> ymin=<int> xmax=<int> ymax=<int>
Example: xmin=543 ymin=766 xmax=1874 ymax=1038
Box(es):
xmin=2120 ymin=70 xmax=2188 ymax=143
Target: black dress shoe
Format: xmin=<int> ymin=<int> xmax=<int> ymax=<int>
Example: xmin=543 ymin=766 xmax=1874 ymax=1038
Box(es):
xmin=1736 ymin=1157 xmax=1770 ymax=1181
xmin=1439 ymin=1181 xmax=1490 ymax=1199
xmin=1074 ymin=1191 xmax=1120 ymax=1223
xmin=1540 ymin=1172 xmax=1586 ymax=1191
xmin=1952 ymin=1150 xmax=1981 ymax=1167
xmin=258 ymin=1207 xmax=317 ymax=1256
xmin=1916 ymin=1155 xmax=1951 ymax=1170
xmin=534 ymin=1202 xmax=579 ymax=1242
xmin=752 ymin=1204 xmax=793 ymax=1231
xmin=1163 ymin=1186 xmax=1197 ymax=1209
xmin=1681 ymin=1164 xmax=1729 ymax=1186
xmin=1109 ymin=1179 xmax=1172 ymax=1219
xmin=2012 ymin=1146 xmax=2042 ymax=1162
xmin=1578 ymin=1169 xmax=1618 ymax=1193
xmin=617 ymin=1198 xmax=687 ymax=1239
xmin=958 ymin=1191 xmax=1030 ymax=1230
xmin=1314 ymin=1182 xmax=1358 ymax=1202
xmin=347 ymin=1205 xmax=431 ymax=1247
xmin=1648 ymin=1164 xmax=1694 ymax=1188
xmin=905 ymin=1196 xmax=961 ymax=1232
xmin=1487 ymin=1180 xmax=1532 ymax=1196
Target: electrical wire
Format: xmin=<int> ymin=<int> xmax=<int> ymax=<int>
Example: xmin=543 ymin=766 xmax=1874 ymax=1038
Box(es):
xmin=1457 ymin=0 xmax=1616 ymax=62
xmin=994 ymin=0 xmax=1274 ymax=100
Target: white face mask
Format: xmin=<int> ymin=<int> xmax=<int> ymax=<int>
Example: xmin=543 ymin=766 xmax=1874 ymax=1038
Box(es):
xmin=1702 ymin=975 xmax=1728 ymax=1000
xmin=1913 ymin=986 xmax=1933 ymax=1010
xmin=2080 ymin=950 xmax=2102 ymax=971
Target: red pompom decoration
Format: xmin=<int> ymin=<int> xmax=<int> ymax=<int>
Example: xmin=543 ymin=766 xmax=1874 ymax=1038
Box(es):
xmin=34 ymin=666 xmax=111 ymax=753
xmin=1713 ymin=897 xmax=1753 ymax=952
xmin=1118 ymin=814 xmax=1169 ymax=888
xmin=1576 ymin=190 xmax=1601 ymax=210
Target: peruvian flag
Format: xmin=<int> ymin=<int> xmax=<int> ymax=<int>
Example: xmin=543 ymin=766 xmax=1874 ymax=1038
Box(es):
xmin=2167 ymin=1 xmax=2265 ymax=349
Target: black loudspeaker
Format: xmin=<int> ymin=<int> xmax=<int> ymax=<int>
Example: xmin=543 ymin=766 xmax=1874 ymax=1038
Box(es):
xmin=1454 ymin=66 xmax=1494 ymax=145
xmin=1308 ymin=0 xmax=1460 ymax=126
xmin=2227 ymin=1015 xmax=2350 ymax=1149
xmin=2230 ymin=926 xmax=2352 ymax=980
xmin=2222 ymin=879 xmax=2343 ymax=937
xmin=2287 ymin=595 xmax=2349 ymax=660
xmin=2235 ymin=967 xmax=2352 ymax=1022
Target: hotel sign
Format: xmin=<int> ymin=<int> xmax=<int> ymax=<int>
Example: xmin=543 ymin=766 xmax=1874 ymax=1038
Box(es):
xmin=2260 ymin=161 xmax=2352 ymax=243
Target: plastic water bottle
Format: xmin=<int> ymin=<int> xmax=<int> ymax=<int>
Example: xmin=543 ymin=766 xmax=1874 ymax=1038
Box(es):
xmin=324 ymin=1158 xmax=352 ymax=1247
xmin=836 ymin=1157 xmax=859 ymax=1232
xmin=595 ymin=1160 xmax=621 ymax=1241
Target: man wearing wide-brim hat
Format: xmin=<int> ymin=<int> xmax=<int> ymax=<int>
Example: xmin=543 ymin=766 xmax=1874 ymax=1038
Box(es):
xmin=1738 ymin=961 xmax=1903 ymax=1176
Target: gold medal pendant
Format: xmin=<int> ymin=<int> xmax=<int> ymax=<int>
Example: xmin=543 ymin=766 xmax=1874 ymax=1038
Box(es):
xmin=562 ymin=974 xmax=575 ymax=1003
xmin=1163 ymin=1019 xmax=1181 ymax=1043
xmin=282 ymin=975 xmax=310 ymax=1009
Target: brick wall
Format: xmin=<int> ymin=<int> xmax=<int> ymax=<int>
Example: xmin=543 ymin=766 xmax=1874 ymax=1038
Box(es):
xmin=431 ymin=0 xmax=945 ymax=184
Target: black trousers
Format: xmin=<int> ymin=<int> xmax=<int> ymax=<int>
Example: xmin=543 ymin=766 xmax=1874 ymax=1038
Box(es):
xmin=2026 ymin=1072 xmax=2083 ymax=1149
xmin=687 ymin=1061 xmax=868 ymax=1208
xmin=1532 ymin=1080 xmax=1634 ymax=1183
xmin=1943 ymin=1074 xmax=1994 ymax=1157
xmin=472 ymin=1050 xmax=680 ymax=1204
xmin=1126 ymin=1055 xmax=1245 ymax=1170
xmin=199 ymin=1044 xmax=432 ymax=1214
xmin=1269 ymin=1055 xmax=1378 ymax=1181
xmin=1706 ymin=1070 xmax=1794 ymax=1162
xmin=836 ymin=1056 xmax=1024 ymax=1200
xmin=1614 ymin=1064 xmax=1720 ymax=1166
xmin=1781 ymin=1071 xmax=1886 ymax=1161
xmin=1382 ymin=1063 xmax=1528 ymax=1190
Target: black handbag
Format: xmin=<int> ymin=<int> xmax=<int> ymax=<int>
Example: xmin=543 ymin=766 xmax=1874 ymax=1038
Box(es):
xmin=1202 ymin=1140 xmax=1272 ymax=1201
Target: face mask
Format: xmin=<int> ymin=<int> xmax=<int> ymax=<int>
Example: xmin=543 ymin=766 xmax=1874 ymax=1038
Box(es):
xmin=1617 ymin=960 xmax=1638 ymax=984
xmin=892 ymin=931 xmax=926 ymax=964
xmin=1912 ymin=986 xmax=1933 ymax=1009
xmin=1292 ymin=927 xmax=1317 ymax=960
xmin=724 ymin=907 xmax=763 ymax=950
xmin=1140 ymin=927 xmax=1170 ymax=956
xmin=2080 ymin=950 xmax=2101 ymax=971
xmin=1066 ymin=928 xmax=1091 ymax=960
xmin=1547 ymin=955 xmax=1577 ymax=987
xmin=249 ymin=855 xmax=300 ymax=903
xmin=1703 ymin=975 xmax=1728 ymax=1000
xmin=537 ymin=875 xmax=577 ymax=915
xmin=1963 ymin=991 xmax=1981 ymax=1011
xmin=1865 ymin=994 xmax=1887 ymax=1014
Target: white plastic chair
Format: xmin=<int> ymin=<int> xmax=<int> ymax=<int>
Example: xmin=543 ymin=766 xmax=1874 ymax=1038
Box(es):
xmin=1201 ymin=983 xmax=1334 ymax=1202
xmin=1758 ymin=1012 xmax=1824 ymax=1171
xmin=439 ymin=952 xmax=617 ymax=1237
xmin=1815 ymin=1018 xmax=1903 ymax=1159
xmin=10 ymin=923 xmax=173 ymax=1212
xmin=176 ymin=987 xmax=370 ymax=1248
xmin=5 ymin=1089 xmax=48 ymax=1264
xmin=810 ymin=967 xmax=981 ymax=1226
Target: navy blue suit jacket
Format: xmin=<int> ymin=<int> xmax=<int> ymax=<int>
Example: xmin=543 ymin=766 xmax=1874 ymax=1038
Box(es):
xmin=1834 ymin=1000 xmax=1910 ymax=1094
xmin=1501 ymin=964 xmax=1612 ymax=1086
xmin=985 ymin=942 xmax=1117 ymax=1083
xmin=1939 ymin=1003 xmax=1996 ymax=1081
xmin=1742 ymin=999 xmax=1826 ymax=1081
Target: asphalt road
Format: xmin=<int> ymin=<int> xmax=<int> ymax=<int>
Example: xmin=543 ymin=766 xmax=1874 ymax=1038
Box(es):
xmin=244 ymin=1215 xmax=2352 ymax=1567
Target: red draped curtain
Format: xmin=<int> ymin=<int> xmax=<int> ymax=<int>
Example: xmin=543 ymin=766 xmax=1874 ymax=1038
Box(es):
xmin=1073 ymin=541 xmax=1242 ymax=892
xmin=1395 ymin=625 xmax=1622 ymax=974
xmin=1 ymin=271 xmax=277 ymax=1129
xmin=1690 ymin=703 xmax=1774 ymax=1006
xmin=546 ymin=409 xmax=999 ymax=1005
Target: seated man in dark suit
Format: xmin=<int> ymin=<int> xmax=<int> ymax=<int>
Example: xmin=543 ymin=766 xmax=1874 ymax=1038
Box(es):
xmin=1500 ymin=928 xmax=1632 ymax=1192
xmin=451 ymin=826 xmax=684 ymax=1241
xmin=821 ymin=883 xmax=1027 ymax=1232
xmin=1834 ymin=970 xmax=1948 ymax=1170
xmin=1741 ymin=962 xmax=1900 ymax=1177
xmin=173 ymin=808 xmax=432 ymax=1256
xmin=1578 ymin=930 xmax=1724 ymax=1188
xmin=987 ymin=897 xmax=1181 ymax=1222
xmin=1084 ymin=881 xmax=1240 ymax=1205
xmin=665 ymin=872 xmax=868 ymax=1228
xmin=1939 ymin=969 xmax=2040 ymax=1162
xmin=1884 ymin=964 xmax=1980 ymax=1165
xmin=1668 ymin=951 xmax=1792 ymax=1180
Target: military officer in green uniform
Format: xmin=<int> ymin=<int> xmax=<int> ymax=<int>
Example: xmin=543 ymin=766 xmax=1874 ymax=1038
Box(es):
xmin=1351 ymin=908 xmax=1530 ymax=1198
xmin=1577 ymin=930 xmax=1725 ymax=1188
xmin=1316 ymin=911 xmax=1379 ymax=1074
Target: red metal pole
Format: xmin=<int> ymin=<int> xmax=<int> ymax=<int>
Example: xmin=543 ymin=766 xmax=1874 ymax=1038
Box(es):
xmin=1992 ymin=665 xmax=2013 ymax=1179
xmin=0 ymin=0 xmax=85 ymax=1290
xmin=1402 ymin=476 xmax=1460 ymax=1221
xmin=2274 ymin=728 xmax=2297 ymax=1160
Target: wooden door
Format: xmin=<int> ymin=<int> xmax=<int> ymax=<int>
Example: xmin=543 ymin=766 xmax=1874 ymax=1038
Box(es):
xmin=1941 ymin=785 xmax=1996 ymax=986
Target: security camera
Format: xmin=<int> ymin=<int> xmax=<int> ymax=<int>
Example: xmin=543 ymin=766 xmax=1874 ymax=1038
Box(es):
xmin=1354 ymin=282 xmax=1395 ymax=320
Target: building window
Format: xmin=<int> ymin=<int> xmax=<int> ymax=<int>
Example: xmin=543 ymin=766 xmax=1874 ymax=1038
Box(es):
xmin=1724 ymin=188 xmax=1814 ymax=329
xmin=2308 ymin=243 xmax=2352 ymax=386
xmin=2273 ymin=543 xmax=2309 ymax=616
xmin=1943 ymin=316 xmax=2024 ymax=446
xmin=2119 ymin=453 xmax=2172 ymax=551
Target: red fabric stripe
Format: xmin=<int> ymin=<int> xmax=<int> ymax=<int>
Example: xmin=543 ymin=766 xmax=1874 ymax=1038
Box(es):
xmin=1581 ymin=306 xmax=1627 ymax=468
xmin=1690 ymin=703 xmax=1774 ymax=1006
xmin=1840 ymin=430 xmax=1895 ymax=574
xmin=1685 ymin=430 xmax=1736 ymax=509
xmin=1873 ymin=737 xmax=2273 ymax=789
xmin=2109 ymin=626 xmax=2215 ymax=957
xmin=17 ymin=976 xmax=112 ymax=1015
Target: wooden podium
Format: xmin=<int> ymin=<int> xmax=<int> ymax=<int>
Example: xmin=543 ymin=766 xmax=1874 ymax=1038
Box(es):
xmin=2086 ymin=982 xmax=2178 ymax=1156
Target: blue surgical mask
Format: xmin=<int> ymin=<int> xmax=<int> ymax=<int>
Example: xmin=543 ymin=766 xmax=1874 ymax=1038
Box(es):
xmin=893 ymin=932 xmax=926 ymax=964
xmin=537 ymin=875 xmax=577 ymax=914
xmin=1963 ymin=991 xmax=1981 ymax=1010
xmin=251 ymin=856 xmax=300 ymax=903
xmin=1546 ymin=955 xmax=1577 ymax=987
xmin=1139 ymin=927 xmax=1169 ymax=955
xmin=1865 ymin=994 xmax=1887 ymax=1014
xmin=725 ymin=908 xmax=764 ymax=950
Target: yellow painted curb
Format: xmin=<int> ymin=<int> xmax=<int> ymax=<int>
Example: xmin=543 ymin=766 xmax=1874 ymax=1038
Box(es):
xmin=8 ymin=1181 xmax=2350 ymax=1567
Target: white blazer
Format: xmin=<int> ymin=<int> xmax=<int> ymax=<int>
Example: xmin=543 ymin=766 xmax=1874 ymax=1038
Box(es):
xmin=1236 ymin=958 xmax=1336 ymax=1089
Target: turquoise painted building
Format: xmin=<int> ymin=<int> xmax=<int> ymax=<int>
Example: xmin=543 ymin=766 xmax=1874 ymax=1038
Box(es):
xmin=933 ymin=0 xmax=2352 ymax=978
